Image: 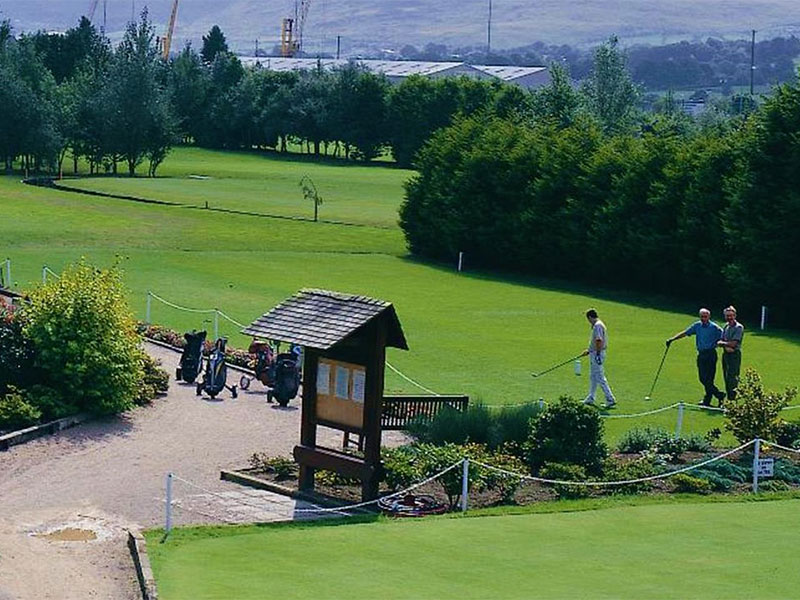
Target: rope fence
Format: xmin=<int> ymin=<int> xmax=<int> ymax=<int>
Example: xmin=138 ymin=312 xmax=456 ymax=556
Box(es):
xmin=162 ymin=437 xmax=800 ymax=536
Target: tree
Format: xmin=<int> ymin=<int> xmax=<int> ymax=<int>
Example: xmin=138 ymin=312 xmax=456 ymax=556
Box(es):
xmin=330 ymin=63 xmax=389 ymax=160
xmin=201 ymin=25 xmax=228 ymax=64
xmin=104 ymin=10 xmax=176 ymax=175
xmin=582 ymin=36 xmax=639 ymax=134
xmin=530 ymin=62 xmax=583 ymax=127
xmin=169 ymin=45 xmax=210 ymax=142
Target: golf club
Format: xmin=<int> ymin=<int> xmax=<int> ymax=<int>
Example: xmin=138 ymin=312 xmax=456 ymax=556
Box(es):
xmin=531 ymin=353 xmax=584 ymax=378
xmin=644 ymin=344 xmax=670 ymax=400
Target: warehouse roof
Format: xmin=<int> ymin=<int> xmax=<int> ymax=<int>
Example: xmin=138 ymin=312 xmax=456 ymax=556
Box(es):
xmin=472 ymin=65 xmax=548 ymax=81
xmin=242 ymin=288 xmax=408 ymax=351
xmin=239 ymin=57 xmax=482 ymax=77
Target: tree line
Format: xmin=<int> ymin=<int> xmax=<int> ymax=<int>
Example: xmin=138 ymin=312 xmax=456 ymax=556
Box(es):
xmin=401 ymin=40 xmax=800 ymax=326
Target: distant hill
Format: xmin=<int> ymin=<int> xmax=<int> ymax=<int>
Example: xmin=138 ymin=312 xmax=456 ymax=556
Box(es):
xmin=2 ymin=0 xmax=799 ymax=55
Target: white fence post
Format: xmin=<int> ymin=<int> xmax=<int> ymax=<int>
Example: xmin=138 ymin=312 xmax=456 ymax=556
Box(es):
xmin=165 ymin=472 xmax=174 ymax=535
xmin=675 ymin=402 xmax=684 ymax=439
xmin=460 ymin=458 xmax=469 ymax=512
xmin=3 ymin=258 xmax=10 ymax=287
xmin=42 ymin=265 xmax=48 ymax=284
xmin=214 ymin=310 xmax=220 ymax=340
xmin=752 ymin=438 xmax=761 ymax=493
xmin=457 ymin=251 xmax=464 ymax=272
xmin=760 ymin=306 xmax=767 ymax=331
xmin=145 ymin=292 xmax=152 ymax=324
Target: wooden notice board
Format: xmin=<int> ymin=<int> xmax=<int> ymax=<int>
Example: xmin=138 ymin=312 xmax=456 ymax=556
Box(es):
xmin=315 ymin=358 xmax=366 ymax=430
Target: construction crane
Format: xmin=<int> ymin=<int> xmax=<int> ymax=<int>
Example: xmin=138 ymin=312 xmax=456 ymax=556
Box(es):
xmin=281 ymin=0 xmax=311 ymax=57
xmin=162 ymin=0 xmax=179 ymax=60
xmin=87 ymin=0 xmax=100 ymax=21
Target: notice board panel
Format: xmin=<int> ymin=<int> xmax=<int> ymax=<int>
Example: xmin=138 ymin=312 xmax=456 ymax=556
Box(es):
xmin=316 ymin=358 xmax=366 ymax=430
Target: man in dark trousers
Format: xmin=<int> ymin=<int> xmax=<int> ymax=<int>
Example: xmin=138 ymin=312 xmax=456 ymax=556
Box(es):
xmin=666 ymin=308 xmax=725 ymax=406
xmin=718 ymin=305 xmax=744 ymax=401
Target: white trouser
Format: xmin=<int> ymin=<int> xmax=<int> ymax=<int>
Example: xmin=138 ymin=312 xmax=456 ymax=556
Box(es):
xmin=586 ymin=351 xmax=615 ymax=402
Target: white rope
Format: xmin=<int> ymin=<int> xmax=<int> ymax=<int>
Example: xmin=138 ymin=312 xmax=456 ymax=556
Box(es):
xmin=781 ymin=405 xmax=800 ymax=411
xmin=600 ymin=403 xmax=682 ymax=419
xmin=471 ymin=440 xmax=755 ymax=487
xmin=762 ymin=440 xmax=800 ymax=454
xmin=217 ymin=310 xmax=247 ymax=329
xmin=148 ymin=292 xmax=217 ymax=314
xmin=386 ymin=362 xmax=439 ymax=396
xmin=171 ymin=460 xmax=463 ymax=516
xmin=148 ymin=292 xmax=216 ymax=314
xmin=686 ymin=403 xmax=724 ymax=413
xmin=43 ymin=266 xmax=60 ymax=279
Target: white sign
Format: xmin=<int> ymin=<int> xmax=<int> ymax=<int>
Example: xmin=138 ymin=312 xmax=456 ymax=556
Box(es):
xmin=352 ymin=369 xmax=366 ymax=403
xmin=757 ymin=458 xmax=774 ymax=478
xmin=335 ymin=366 xmax=350 ymax=399
xmin=316 ymin=363 xmax=330 ymax=395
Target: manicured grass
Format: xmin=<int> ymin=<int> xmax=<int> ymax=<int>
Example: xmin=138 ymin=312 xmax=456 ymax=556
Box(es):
xmin=145 ymin=496 xmax=800 ymax=599
xmin=3 ymin=147 xmax=800 ymax=442
xmin=58 ymin=147 xmax=412 ymax=228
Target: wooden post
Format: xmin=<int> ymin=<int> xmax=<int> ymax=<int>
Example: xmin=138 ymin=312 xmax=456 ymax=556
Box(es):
xmin=298 ymin=348 xmax=319 ymax=491
xmin=362 ymin=321 xmax=386 ymax=500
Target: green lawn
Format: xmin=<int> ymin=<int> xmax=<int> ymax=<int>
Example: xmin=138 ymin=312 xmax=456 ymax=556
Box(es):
xmin=3 ymin=147 xmax=800 ymax=441
xmin=57 ymin=147 xmax=412 ymax=228
xmin=145 ymin=496 xmax=800 ymax=599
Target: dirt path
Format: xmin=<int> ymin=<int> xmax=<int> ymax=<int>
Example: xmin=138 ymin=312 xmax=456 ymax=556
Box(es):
xmin=0 ymin=342 xmax=406 ymax=599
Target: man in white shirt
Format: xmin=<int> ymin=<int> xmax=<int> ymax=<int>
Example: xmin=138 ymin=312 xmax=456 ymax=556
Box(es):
xmin=581 ymin=309 xmax=616 ymax=408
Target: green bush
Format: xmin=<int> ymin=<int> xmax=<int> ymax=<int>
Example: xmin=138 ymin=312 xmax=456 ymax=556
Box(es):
xmin=672 ymin=473 xmax=713 ymax=494
xmin=0 ymin=303 xmax=35 ymax=395
xmin=23 ymin=261 xmax=145 ymax=419
xmin=772 ymin=458 xmax=800 ymax=484
xmin=408 ymin=402 xmax=543 ymax=453
xmin=382 ymin=446 xmax=424 ymax=491
xmin=618 ymin=427 xmax=710 ymax=458
xmin=479 ymin=451 xmax=527 ymax=504
xmin=759 ymin=479 xmax=791 ymax=492
xmin=249 ymin=453 xmax=297 ymax=481
xmin=617 ymin=426 xmax=669 ymax=453
xmin=724 ymin=369 xmax=797 ymax=443
xmin=690 ymin=469 xmax=735 ymax=492
xmin=0 ymin=387 xmax=42 ymax=431
xmin=136 ymin=354 xmax=170 ymax=406
xmin=526 ymin=397 xmax=607 ymax=475
xmin=540 ymin=462 xmax=590 ymax=499
xmin=697 ymin=458 xmax=748 ymax=483
xmin=775 ymin=420 xmax=800 ymax=448
xmin=601 ymin=456 xmax=660 ymax=494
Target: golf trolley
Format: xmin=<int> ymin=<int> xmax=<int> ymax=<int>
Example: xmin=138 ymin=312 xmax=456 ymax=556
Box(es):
xmin=176 ymin=330 xmax=207 ymax=384
xmin=239 ymin=340 xmax=277 ymax=391
xmin=196 ymin=337 xmax=238 ymax=399
xmin=239 ymin=340 xmax=301 ymax=407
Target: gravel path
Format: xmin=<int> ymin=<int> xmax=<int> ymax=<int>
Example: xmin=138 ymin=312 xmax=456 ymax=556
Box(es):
xmin=0 ymin=342 xmax=406 ymax=599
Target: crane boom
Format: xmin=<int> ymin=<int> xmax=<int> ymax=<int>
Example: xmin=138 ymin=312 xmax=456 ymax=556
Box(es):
xmin=280 ymin=0 xmax=311 ymax=57
xmin=88 ymin=0 xmax=100 ymax=21
xmin=162 ymin=0 xmax=180 ymax=60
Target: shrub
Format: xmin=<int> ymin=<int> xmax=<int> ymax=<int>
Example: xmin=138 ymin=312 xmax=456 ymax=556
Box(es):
xmin=249 ymin=453 xmax=297 ymax=481
xmin=0 ymin=387 xmax=42 ymax=431
xmin=759 ymin=479 xmax=791 ymax=492
xmin=526 ymin=397 xmax=607 ymax=475
xmin=699 ymin=458 xmax=748 ymax=482
xmin=690 ymin=469 xmax=735 ymax=492
xmin=382 ymin=445 xmax=424 ymax=491
xmin=408 ymin=402 xmax=544 ymax=453
xmin=772 ymin=458 xmax=800 ymax=484
xmin=774 ymin=420 xmax=800 ymax=448
xmin=540 ymin=462 xmax=590 ymax=499
xmin=479 ymin=451 xmax=527 ymax=504
xmin=135 ymin=354 xmax=170 ymax=405
xmin=601 ymin=456 xmax=660 ymax=494
xmin=0 ymin=303 xmax=35 ymax=395
xmin=683 ymin=433 xmax=712 ymax=453
xmin=22 ymin=261 xmax=144 ymax=419
xmin=617 ymin=426 xmax=669 ymax=454
xmin=724 ymin=368 xmax=797 ymax=443
xmin=672 ymin=473 xmax=713 ymax=494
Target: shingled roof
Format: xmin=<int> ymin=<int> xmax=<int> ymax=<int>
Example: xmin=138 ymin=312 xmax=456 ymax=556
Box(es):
xmin=242 ymin=289 xmax=408 ymax=351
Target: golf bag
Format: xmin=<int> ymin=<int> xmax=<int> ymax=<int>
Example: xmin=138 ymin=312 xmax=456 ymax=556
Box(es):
xmin=176 ymin=330 xmax=206 ymax=384
xmin=239 ymin=340 xmax=276 ymax=391
xmin=267 ymin=351 xmax=301 ymax=407
xmin=196 ymin=337 xmax=238 ymax=399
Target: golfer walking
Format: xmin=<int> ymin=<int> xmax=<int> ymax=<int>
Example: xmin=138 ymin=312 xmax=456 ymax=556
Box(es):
xmin=582 ymin=309 xmax=616 ymax=408
xmin=718 ymin=306 xmax=744 ymax=401
xmin=666 ymin=308 xmax=725 ymax=406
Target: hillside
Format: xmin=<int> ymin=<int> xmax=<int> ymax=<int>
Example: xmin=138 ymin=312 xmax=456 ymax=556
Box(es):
xmin=1 ymin=0 xmax=799 ymax=55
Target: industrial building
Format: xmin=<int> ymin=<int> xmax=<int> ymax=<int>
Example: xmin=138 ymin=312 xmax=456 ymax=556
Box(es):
xmin=239 ymin=57 xmax=551 ymax=90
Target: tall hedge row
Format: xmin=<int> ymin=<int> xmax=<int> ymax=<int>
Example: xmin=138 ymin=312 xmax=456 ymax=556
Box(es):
xmin=401 ymin=74 xmax=800 ymax=326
